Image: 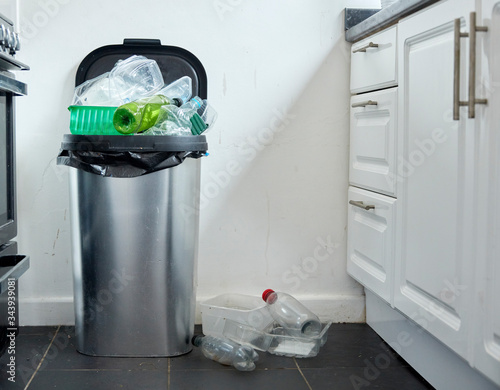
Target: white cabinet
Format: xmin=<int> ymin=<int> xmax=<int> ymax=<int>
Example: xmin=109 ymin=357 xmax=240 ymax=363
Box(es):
xmin=348 ymin=0 xmax=500 ymax=388
xmin=351 ymin=26 xmax=397 ymax=94
xmin=347 ymin=23 xmax=398 ymax=308
xmin=347 ymin=187 xmax=396 ymax=304
xmin=350 ymin=88 xmax=398 ymax=196
xmin=472 ymin=0 xmax=500 ymax=385
xmin=394 ymin=0 xmax=475 ymax=360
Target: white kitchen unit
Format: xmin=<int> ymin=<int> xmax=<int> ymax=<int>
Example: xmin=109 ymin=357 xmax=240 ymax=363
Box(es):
xmin=472 ymin=0 xmax=500 ymax=385
xmin=348 ymin=0 xmax=500 ymax=389
xmin=347 ymin=26 xmax=399 ymax=304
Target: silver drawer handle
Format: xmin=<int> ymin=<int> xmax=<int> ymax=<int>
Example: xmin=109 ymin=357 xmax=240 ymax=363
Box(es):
xmin=349 ymin=200 xmax=375 ymax=210
xmin=352 ymin=42 xmax=379 ymax=53
xmin=351 ymin=100 xmax=378 ymax=108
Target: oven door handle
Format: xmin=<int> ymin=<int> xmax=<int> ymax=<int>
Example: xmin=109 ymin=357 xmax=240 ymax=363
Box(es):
xmin=0 ymin=255 xmax=30 ymax=294
xmin=0 ymin=73 xmax=27 ymax=96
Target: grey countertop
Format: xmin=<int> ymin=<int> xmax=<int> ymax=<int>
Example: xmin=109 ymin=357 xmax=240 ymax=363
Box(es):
xmin=345 ymin=0 xmax=440 ymax=42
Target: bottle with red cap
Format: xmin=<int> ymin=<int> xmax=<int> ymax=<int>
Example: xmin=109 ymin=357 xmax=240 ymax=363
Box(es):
xmin=262 ymin=289 xmax=322 ymax=337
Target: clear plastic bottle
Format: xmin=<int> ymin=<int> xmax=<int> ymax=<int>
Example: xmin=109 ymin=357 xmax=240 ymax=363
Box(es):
xmin=177 ymin=96 xmax=218 ymax=135
xmin=156 ymin=76 xmax=193 ymax=106
xmin=109 ymin=55 xmax=164 ymax=103
xmin=262 ymin=289 xmax=322 ymax=337
xmin=192 ymin=335 xmax=259 ymax=371
xmin=112 ymin=94 xmax=179 ymax=134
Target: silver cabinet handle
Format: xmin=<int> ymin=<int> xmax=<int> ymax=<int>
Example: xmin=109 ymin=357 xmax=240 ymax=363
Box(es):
xmin=468 ymin=12 xmax=488 ymax=118
xmin=349 ymin=200 xmax=375 ymax=210
xmin=453 ymin=14 xmax=488 ymax=120
xmin=352 ymin=42 xmax=379 ymax=53
xmin=351 ymin=100 xmax=378 ymax=108
xmin=453 ymin=18 xmax=469 ymax=120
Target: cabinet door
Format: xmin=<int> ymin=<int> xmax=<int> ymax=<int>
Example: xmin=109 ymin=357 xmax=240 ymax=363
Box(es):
xmin=347 ymin=186 xmax=396 ymax=305
xmin=350 ymin=88 xmax=398 ymax=197
xmin=473 ymin=1 xmax=500 ymax=386
xmin=394 ymin=0 xmax=475 ymax=360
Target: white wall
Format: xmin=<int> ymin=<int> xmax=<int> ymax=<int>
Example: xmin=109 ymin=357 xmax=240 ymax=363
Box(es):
xmin=13 ymin=0 xmax=374 ymax=326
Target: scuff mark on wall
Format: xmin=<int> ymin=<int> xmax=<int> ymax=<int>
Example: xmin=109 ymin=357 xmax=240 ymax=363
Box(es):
xmin=52 ymin=228 xmax=60 ymax=256
xmin=265 ymin=192 xmax=270 ymax=276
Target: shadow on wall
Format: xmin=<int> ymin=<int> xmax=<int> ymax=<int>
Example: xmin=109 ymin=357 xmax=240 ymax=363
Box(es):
xmin=194 ymin=34 xmax=355 ymax=299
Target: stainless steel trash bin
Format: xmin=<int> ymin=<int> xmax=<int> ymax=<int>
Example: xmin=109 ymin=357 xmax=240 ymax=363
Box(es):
xmin=57 ymin=38 xmax=209 ymax=357
xmin=68 ymin=156 xmax=202 ymax=356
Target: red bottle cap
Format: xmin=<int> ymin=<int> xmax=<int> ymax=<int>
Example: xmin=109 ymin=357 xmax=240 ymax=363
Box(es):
xmin=262 ymin=289 xmax=275 ymax=302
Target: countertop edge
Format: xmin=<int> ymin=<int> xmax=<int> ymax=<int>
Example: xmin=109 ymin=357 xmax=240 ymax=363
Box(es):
xmin=345 ymin=0 xmax=441 ymax=42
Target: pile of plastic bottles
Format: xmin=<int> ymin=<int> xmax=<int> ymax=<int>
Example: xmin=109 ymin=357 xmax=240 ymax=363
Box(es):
xmin=193 ymin=289 xmax=331 ymax=372
xmin=71 ymin=55 xmax=217 ymax=136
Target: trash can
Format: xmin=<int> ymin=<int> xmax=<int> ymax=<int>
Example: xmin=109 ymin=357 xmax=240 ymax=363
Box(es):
xmin=57 ymin=39 xmax=208 ymax=357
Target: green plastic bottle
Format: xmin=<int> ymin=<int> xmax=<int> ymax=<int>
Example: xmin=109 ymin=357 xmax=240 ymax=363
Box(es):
xmin=112 ymin=95 xmax=178 ymax=134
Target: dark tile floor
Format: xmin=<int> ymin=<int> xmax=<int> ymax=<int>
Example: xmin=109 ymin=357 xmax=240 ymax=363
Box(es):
xmin=0 ymin=324 xmax=434 ymax=390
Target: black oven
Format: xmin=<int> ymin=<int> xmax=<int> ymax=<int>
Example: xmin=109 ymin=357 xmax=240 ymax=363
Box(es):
xmin=0 ymin=11 xmax=30 ymax=359
xmin=0 ymin=77 xmax=18 ymax=246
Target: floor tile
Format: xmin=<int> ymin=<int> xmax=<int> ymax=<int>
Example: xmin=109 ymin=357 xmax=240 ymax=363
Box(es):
xmin=301 ymin=367 xmax=434 ymax=390
xmin=37 ymin=326 xmax=169 ymax=372
xmin=0 ymin=324 xmax=439 ymax=389
xmin=27 ymin=369 xmax=168 ymax=390
xmin=169 ymin=368 xmax=309 ymax=390
xmin=297 ymin=324 xmax=407 ymax=369
xmin=0 ymin=333 xmax=55 ymax=388
xmin=18 ymin=326 xmax=59 ymax=336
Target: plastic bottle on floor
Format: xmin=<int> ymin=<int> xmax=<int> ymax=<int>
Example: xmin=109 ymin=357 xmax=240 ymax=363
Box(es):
xmin=262 ymin=289 xmax=322 ymax=337
xmin=192 ymin=335 xmax=259 ymax=371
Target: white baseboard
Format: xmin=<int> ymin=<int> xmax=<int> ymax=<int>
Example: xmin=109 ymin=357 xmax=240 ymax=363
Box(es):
xmin=19 ymin=294 xmax=366 ymax=326
xmin=20 ymin=297 xmax=75 ymax=326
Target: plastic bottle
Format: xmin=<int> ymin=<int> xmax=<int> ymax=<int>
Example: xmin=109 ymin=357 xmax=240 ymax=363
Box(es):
xmin=156 ymin=76 xmax=193 ymax=106
xmin=177 ymin=96 xmax=218 ymax=135
xmin=145 ymin=105 xmax=193 ymax=136
xmin=262 ymin=289 xmax=322 ymax=337
xmin=109 ymin=55 xmax=164 ymax=103
xmin=112 ymin=94 xmax=179 ymax=134
xmin=192 ymin=335 xmax=259 ymax=371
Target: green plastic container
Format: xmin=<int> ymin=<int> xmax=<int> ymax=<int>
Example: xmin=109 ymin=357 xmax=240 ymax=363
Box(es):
xmin=69 ymin=106 xmax=119 ymax=135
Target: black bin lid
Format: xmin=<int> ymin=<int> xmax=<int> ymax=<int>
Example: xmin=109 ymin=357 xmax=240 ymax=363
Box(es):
xmin=76 ymin=38 xmax=207 ymax=99
xmin=57 ymin=39 xmax=209 ymax=177
xmin=60 ymin=134 xmax=208 ymax=153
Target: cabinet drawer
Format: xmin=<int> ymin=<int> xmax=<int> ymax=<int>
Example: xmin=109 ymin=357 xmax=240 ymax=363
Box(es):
xmin=349 ymin=87 xmax=398 ymax=196
xmin=351 ymin=26 xmax=397 ymax=93
xmin=347 ymin=186 xmax=396 ymax=305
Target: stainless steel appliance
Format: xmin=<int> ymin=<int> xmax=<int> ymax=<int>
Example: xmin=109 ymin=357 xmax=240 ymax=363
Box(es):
xmin=0 ymin=11 xmax=30 ymax=357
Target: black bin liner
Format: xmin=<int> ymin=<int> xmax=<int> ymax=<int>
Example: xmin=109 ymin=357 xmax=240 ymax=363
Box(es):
xmin=57 ymin=134 xmax=208 ymax=178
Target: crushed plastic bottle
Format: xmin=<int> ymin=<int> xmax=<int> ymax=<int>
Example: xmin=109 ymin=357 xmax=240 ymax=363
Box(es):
xmin=145 ymin=105 xmax=192 ymax=136
xmin=71 ymin=71 xmax=122 ymax=106
xmin=72 ymin=55 xmax=164 ymax=106
xmin=262 ymin=289 xmax=322 ymax=337
xmin=178 ymin=96 xmax=218 ymax=135
xmin=113 ymin=94 xmax=179 ymax=134
xmin=109 ymin=55 xmax=164 ymax=103
xmin=192 ymin=335 xmax=259 ymax=371
xmin=145 ymin=96 xmax=218 ymax=136
xmin=157 ymin=76 xmax=193 ymax=106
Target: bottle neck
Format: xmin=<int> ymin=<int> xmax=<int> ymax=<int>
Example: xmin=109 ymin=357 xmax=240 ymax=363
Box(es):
xmin=192 ymin=335 xmax=203 ymax=347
